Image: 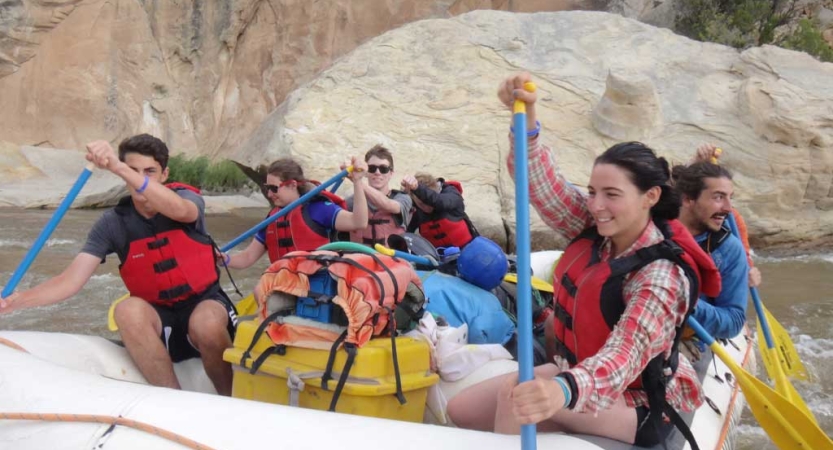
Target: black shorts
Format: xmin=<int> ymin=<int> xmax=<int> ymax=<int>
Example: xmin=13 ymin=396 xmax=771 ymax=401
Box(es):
xmin=634 ymin=405 xmax=674 ymax=447
xmin=152 ymin=286 xmax=238 ymax=363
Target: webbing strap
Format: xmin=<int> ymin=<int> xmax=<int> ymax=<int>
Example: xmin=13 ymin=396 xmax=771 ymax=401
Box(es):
xmin=327 ymin=343 xmax=357 ymax=412
xmin=248 ymin=345 xmax=286 ymax=375
xmin=240 ymin=310 xmax=284 ymax=367
xmin=321 ymin=330 xmax=348 ymax=390
xmin=388 ymin=310 xmax=406 ymax=405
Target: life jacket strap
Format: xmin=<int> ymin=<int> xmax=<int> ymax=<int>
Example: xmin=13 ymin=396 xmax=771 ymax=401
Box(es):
xmin=362 ymin=237 xmax=385 ymax=245
xmin=553 ymin=302 xmax=573 ymax=330
xmin=560 ymin=273 xmax=578 ymax=298
xmin=158 ymin=284 xmax=192 ymax=301
xmin=147 ymin=237 xmax=170 ymax=250
xmin=153 ymin=258 xmax=178 ymax=273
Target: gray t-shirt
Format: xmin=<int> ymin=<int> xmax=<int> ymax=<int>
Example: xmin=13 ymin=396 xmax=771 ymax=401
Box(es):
xmin=345 ymin=189 xmax=412 ymax=228
xmin=81 ymin=189 xmax=208 ymax=263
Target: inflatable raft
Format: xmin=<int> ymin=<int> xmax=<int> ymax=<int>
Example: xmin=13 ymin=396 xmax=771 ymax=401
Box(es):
xmin=0 ymin=328 xmax=753 ymax=450
xmin=0 ymin=250 xmax=755 ymax=449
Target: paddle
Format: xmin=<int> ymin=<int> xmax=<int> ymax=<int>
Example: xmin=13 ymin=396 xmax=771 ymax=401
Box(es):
xmin=502 ymin=273 xmax=554 ymax=294
xmin=757 ymin=303 xmax=809 ymax=380
xmin=2 ymin=162 xmax=95 ymax=299
xmin=724 ymin=213 xmax=816 ymax=423
xmin=374 ymin=244 xmax=438 ymax=267
xmin=107 ymin=168 xmax=355 ymax=331
xmin=710 ymin=149 xmax=809 ymax=382
xmin=221 ymin=167 xmax=355 ymax=251
xmin=513 ymin=81 xmax=538 ymax=450
xmin=687 ymin=317 xmax=832 ymax=449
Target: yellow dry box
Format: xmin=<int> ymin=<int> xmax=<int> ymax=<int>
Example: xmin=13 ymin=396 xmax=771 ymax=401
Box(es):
xmin=224 ymin=320 xmax=439 ymax=423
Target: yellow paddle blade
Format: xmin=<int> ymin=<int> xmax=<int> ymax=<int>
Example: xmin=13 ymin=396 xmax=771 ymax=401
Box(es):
xmin=756 ymin=304 xmax=810 ymax=381
xmin=106 ymin=294 xmax=130 ymax=332
xmin=766 ymin=345 xmax=818 ymax=424
xmin=235 ymin=293 xmax=257 ymax=316
xmin=709 ymin=342 xmax=833 ymax=449
xmin=503 ymin=273 xmax=554 ymax=293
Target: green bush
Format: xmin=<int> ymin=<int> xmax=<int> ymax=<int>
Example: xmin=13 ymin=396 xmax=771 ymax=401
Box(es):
xmin=675 ymin=0 xmax=833 ymax=63
xmin=782 ymin=18 xmax=833 ymax=62
xmin=167 ymin=154 xmax=251 ymax=192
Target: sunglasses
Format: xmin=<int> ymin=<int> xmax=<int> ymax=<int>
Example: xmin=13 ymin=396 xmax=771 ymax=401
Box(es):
xmin=367 ymin=164 xmax=391 ymax=174
xmin=264 ymin=180 xmax=295 ymax=193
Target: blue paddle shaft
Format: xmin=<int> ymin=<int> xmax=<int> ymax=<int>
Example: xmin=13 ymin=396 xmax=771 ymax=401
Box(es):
xmin=3 ymin=165 xmax=94 ymax=298
xmin=724 ymin=213 xmax=776 ymax=349
xmin=388 ymin=249 xmax=435 ymax=267
xmin=220 ymin=169 xmax=350 ymax=253
xmin=687 ymin=316 xmax=715 ymax=346
xmin=514 ymin=111 xmax=537 ymax=449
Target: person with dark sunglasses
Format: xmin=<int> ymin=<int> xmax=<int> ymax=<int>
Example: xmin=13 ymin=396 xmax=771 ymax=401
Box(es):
xmin=219 ymin=157 xmax=368 ymax=278
xmin=343 ymin=144 xmax=413 ymax=247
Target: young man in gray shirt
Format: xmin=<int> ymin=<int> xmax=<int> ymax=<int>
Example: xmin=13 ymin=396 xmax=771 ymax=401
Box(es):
xmin=1 ymin=134 xmax=237 ymax=395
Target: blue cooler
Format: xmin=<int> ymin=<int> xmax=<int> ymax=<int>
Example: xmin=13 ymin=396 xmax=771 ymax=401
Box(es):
xmin=295 ymin=271 xmax=338 ymax=323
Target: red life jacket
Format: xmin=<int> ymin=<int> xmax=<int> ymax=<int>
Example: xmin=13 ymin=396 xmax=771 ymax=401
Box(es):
xmin=552 ymin=219 xmax=719 ymax=447
xmin=116 ymin=183 xmax=220 ymax=305
xmin=552 ymin=219 xmax=720 ymax=372
xmin=264 ymin=191 xmax=346 ymax=262
xmin=350 ymin=189 xmax=406 ymax=246
xmin=416 ymin=181 xmax=477 ymax=248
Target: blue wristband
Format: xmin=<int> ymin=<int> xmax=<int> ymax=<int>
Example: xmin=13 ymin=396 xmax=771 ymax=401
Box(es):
xmin=553 ymin=375 xmax=572 ymax=409
xmin=510 ymin=120 xmax=541 ymax=137
xmin=136 ymin=175 xmax=150 ymax=194
xmin=224 ymin=253 xmax=231 ymax=266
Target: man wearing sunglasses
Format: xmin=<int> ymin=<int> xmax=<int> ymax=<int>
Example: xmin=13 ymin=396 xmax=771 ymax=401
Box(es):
xmin=344 ymin=145 xmax=413 ymax=247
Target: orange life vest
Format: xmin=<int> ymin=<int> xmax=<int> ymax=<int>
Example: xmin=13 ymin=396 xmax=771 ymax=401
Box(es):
xmin=245 ymin=250 xmax=423 ymax=411
xmin=349 ymin=190 xmax=406 ymax=246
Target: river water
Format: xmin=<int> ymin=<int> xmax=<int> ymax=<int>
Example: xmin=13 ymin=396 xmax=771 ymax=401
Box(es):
xmin=0 ymin=208 xmax=830 ymax=447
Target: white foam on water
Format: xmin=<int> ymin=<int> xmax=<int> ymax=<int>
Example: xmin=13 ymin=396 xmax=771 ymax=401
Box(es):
xmin=757 ymin=253 xmax=833 ymax=264
xmin=796 ymin=334 xmax=833 ymax=359
xmin=45 ymin=239 xmax=76 ymax=247
xmin=88 ymin=273 xmax=120 ymax=283
xmin=0 ymin=238 xmax=78 ymax=248
xmin=0 ymin=239 xmax=29 ymax=248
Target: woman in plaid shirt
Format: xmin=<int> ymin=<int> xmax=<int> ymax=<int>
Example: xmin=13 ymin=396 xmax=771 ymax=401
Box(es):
xmin=447 ymin=73 xmax=708 ymax=447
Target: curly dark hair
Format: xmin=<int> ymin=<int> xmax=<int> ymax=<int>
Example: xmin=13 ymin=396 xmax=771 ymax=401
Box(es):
xmin=671 ymin=162 xmax=733 ymax=200
xmin=118 ymin=134 xmax=170 ymax=170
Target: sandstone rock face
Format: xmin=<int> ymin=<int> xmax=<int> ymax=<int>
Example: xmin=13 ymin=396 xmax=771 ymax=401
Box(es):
xmin=0 ymin=145 xmax=126 ymax=208
xmin=0 ymin=0 xmax=464 ymax=157
xmin=0 ymin=0 xmax=670 ymax=160
xmin=231 ymin=11 xmax=833 ymax=250
xmin=591 ymin=71 xmax=662 ymax=141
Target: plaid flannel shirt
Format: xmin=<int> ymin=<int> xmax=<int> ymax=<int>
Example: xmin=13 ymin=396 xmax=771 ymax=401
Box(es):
xmin=507 ymin=135 xmax=704 ymax=414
